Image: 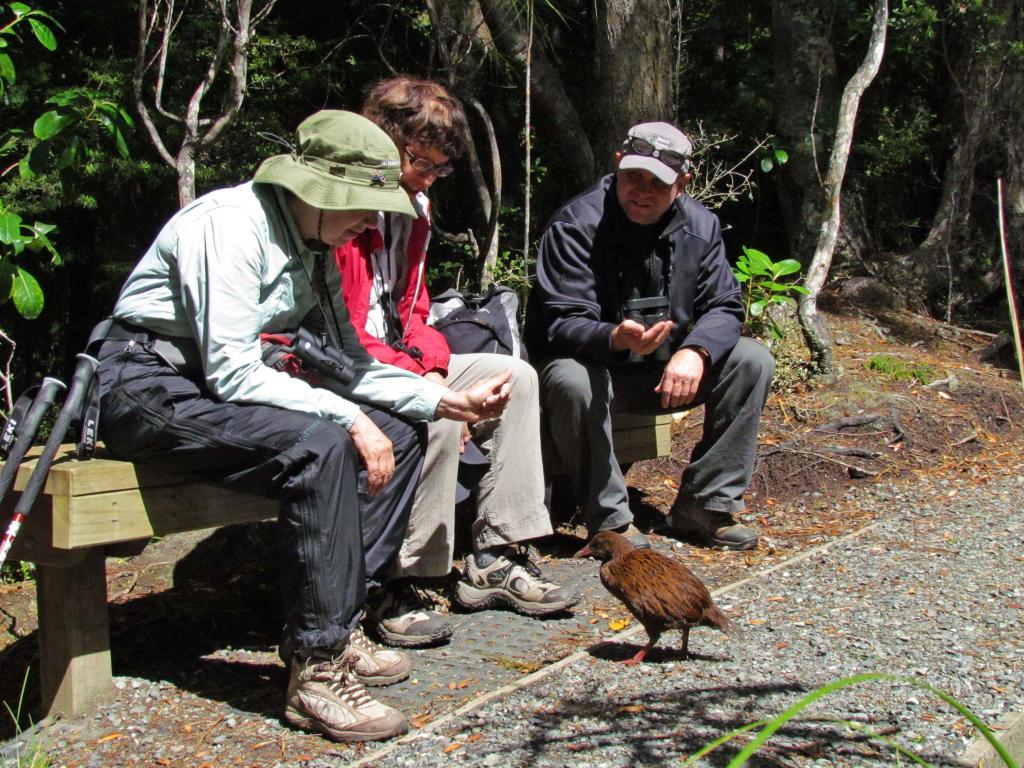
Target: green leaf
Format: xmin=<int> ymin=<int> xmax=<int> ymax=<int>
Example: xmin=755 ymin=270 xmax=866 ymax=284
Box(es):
xmin=11 ymin=266 xmax=43 ymax=319
xmin=789 ymin=284 xmax=811 ymax=295
xmin=10 ymin=3 xmax=31 ymax=17
xmin=770 ymin=259 xmax=802 ymax=276
xmin=0 ymin=211 xmax=23 ymax=243
xmin=742 ymin=247 xmax=773 ymax=274
xmin=760 ymin=157 xmax=773 ymax=173
xmin=28 ymin=18 xmax=57 ymax=51
xmin=33 ymin=109 xmax=76 ymax=139
xmin=45 ymin=88 xmax=82 ymax=107
xmin=749 ymin=300 xmax=766 ymax=316
xmin=774 ymin=149 xmax=789 ymax=165
xmin=0 ymin=52 xmax=14 ymax=85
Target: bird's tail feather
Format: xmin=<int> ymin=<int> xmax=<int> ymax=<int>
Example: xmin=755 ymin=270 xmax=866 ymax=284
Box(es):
xmin=703 ymin=602 xmax=742 ymax=637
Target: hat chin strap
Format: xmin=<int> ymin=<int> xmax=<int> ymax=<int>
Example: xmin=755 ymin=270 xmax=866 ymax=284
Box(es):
xmin=316 ymin=210 xmax=324 ymax=244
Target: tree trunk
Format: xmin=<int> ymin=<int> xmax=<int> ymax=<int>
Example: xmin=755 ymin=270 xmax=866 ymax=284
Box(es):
xmin=799 ymin=0 xmax=889 ymax=376
xmin=476 ymin=0 xmax=595 ymax=191
xmin=591 ymin=0 xmax=675 ymax=176
xmin=771 ymin=0 xmax=840 ymax=265
xmin=909 ymin=0 xmax=1022 ymax=313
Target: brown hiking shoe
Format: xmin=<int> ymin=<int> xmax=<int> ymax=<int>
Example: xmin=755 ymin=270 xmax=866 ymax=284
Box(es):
xmin=670 ymin=507 xmax=758 ymax=551
xmin=284 ymin=651 xmax=408 ymax=742
xmin=343 ymin=624 xmax=411 ymax=686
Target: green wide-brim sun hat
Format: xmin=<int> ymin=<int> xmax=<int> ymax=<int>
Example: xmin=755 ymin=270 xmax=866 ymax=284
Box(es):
xmin=254 ymin=110 xmax=415 ymax=218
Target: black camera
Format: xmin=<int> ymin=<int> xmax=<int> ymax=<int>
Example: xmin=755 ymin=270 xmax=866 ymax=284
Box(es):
xmin=623 ymin=295 xmax=671 ymax=362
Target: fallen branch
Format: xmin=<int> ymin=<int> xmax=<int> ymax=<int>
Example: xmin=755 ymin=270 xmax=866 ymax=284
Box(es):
xmin=813 ymin=414 xmax=884 ymax=433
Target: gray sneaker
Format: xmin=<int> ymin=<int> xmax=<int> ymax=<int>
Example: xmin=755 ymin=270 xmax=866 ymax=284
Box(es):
xmin=455 ymin=548 xmax=581 ymax=616
xmin=366 ymin=579 xmax=454 ymax=648
xmin=284 ymin=651 xmax=408 ymax=742
xmin=343 ymin=624 xmax=411 ymax=686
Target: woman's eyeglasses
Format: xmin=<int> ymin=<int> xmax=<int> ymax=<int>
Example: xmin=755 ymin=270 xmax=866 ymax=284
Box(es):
xmin=405 ymin=149 xmax=454 ymax=177
xmin=622 ymin=137 xmax=689 ymax=171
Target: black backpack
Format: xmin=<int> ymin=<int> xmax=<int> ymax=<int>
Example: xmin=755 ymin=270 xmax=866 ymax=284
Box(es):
xmin=428 ymin=284 xmax=527 ymax=359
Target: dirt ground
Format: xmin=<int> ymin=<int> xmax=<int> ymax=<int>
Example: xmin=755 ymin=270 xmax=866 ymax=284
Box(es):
xmin=2 ymin=294 xmax=1023 ymax=765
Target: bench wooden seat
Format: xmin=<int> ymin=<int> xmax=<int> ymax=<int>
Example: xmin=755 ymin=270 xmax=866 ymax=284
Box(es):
xmin=1 ymin=415 xmax=672 ymax=719
xmin=1 ymin=445 xmax=276 ymax=717
xmin=609 ymin=411 xmax=673 ymax=465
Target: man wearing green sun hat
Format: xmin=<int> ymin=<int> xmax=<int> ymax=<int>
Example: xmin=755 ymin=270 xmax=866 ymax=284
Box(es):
xmin=94 ymin=110 xmax=513 ymax=743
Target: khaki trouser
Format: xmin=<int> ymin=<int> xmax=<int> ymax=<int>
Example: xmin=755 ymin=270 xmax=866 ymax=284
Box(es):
xmin=397 ymin=353 xmax=552 ymax=578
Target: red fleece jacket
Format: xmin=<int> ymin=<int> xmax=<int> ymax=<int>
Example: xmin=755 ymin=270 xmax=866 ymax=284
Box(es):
xmin=334 ymin=211 xmax=452 ymax=377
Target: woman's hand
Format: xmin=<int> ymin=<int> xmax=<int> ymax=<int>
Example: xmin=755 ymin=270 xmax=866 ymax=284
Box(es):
xmin=435 ymin=370 xmax=512 ymax=422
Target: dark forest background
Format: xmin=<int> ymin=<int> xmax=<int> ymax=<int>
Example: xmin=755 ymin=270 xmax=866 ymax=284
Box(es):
xmin=1 ymin=0 xmax=1021 ymax=396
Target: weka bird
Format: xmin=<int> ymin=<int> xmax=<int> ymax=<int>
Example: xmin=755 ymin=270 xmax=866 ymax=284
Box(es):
xmin=576 ymin=530 xmax=732 ymax=664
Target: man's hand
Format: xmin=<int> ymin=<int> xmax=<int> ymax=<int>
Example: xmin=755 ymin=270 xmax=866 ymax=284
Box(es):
xmin=348 ymin=412 xmax=395 ymax=496
xmin=655 ymin=347 xmax=706 ymax=409
xmin=435 ymin=370 xmax=512 ymax=422
xmin=610 ymin=319 xmax=674 ymax=356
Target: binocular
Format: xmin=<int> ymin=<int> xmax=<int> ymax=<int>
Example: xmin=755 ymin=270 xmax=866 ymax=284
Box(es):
xmin=623 ymin=295 xmax=671 ymax=363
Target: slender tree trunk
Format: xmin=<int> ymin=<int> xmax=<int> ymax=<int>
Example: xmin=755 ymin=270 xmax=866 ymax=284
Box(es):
xmin=799 ymin=0 xmax=889 ymax=376
xmin=134 ymin=0 xmax=276 ymax=207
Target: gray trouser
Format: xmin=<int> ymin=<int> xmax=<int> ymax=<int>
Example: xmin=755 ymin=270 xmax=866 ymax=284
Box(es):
xmin=539 ymin=337 xmax=774 ymax=532
xmin=398 ymin=353 xmax=552 ymax=577
xmin=96 ymin=339 xmax=425 ymax=658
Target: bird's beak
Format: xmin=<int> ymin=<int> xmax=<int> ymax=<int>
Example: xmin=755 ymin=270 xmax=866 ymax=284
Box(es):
xmin=574 ymin=545 xmax=592 ymax=558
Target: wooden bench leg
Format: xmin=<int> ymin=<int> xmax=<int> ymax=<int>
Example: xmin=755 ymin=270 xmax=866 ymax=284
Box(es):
xmin=35 ymin=548 xmax=113 ymax=716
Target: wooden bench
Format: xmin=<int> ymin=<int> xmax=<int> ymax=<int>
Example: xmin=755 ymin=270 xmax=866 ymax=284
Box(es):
xmin=609 ymin=411 xmax=674 ymax=465
xmin=1 ymin=445 xmax=276 ymax=718
xmin=1 ymin=415 xmax=672 ymax=719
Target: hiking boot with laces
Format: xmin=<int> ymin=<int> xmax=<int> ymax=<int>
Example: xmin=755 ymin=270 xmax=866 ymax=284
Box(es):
xmin=284 ymin=651 xmax=408 ymax=742
xmin=454 ymin=547 xmax=581 ymax=616
xmin=366 ymin=579 xmax=453 ymax=648
xmin=343 ymin=624 xmax=411 ymax=686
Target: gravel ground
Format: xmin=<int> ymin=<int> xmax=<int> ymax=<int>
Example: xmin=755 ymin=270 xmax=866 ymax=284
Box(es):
xmin=352 ymin=471 xmax=1024 ymax=768
xmin=4 ymin=468 xmax=1022 ymax=767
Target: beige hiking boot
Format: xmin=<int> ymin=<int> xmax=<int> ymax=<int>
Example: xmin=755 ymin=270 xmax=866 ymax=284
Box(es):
xmin=284 ymin=651 xmax=408 ymax=742
xmin=343 ymin=624 xmax=412 ymax=686
xmin=454 ymin=547 xmax=581 ymax=616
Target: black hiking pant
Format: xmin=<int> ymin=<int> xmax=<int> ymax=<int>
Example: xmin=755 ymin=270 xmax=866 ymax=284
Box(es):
xmin=96 ymin=339 xmax=425 ymax=657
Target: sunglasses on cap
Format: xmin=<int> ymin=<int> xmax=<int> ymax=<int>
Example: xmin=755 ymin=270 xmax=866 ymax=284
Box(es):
xmin=622 ymin=136 xmax=690 ymax=172
xmin=405 ymin=149 xmax=454 ymax=177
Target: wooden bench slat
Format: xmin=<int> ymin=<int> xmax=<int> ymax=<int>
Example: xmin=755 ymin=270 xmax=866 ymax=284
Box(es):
xmin=60 ymin=485 xmax=276 ymax=547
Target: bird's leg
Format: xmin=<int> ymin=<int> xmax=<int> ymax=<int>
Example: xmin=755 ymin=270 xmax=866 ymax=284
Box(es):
xmin=622 ymin=641 xmax=653 ymax=665
xmin=680 ymin=627 xmax=691 ymax=659
xmin=622 ymin=630 xmax=660 ymax=665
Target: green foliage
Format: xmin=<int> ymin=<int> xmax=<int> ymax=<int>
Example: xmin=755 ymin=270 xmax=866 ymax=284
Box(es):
xmin=0 ymin=2 xmax=65 ymax=320
xmin=683 ymin=673 xmax=1018 ymax=767
xmin=865 ymin=354 xmax=937 ymax=385
xmin=22 ymin=88 xmax=133 ymax=177
xmin=733 ymin=246 xmax=809 ymax=340
xmin=758 ymin=146 xmax=788 ymax=173
xmin=0 ymin=3 xmax=62 ymax=98
xmin=0 ymin=558 xmax=33 ymax=584
xmin=0 ymin=3 xmax=132 ymax=327
xmin=2 ymin=670 xmax=50 ymax=767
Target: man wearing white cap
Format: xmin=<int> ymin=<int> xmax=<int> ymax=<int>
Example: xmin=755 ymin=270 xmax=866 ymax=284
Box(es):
xmin=526 ymin=121 xmax=775 ymax=552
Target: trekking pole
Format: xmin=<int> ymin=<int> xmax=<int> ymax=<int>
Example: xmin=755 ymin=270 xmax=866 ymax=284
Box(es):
xmin=0 ymin=377 xmax=66 ymax=507
xmin=0 ymin=354 xmax=98 ymax=569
